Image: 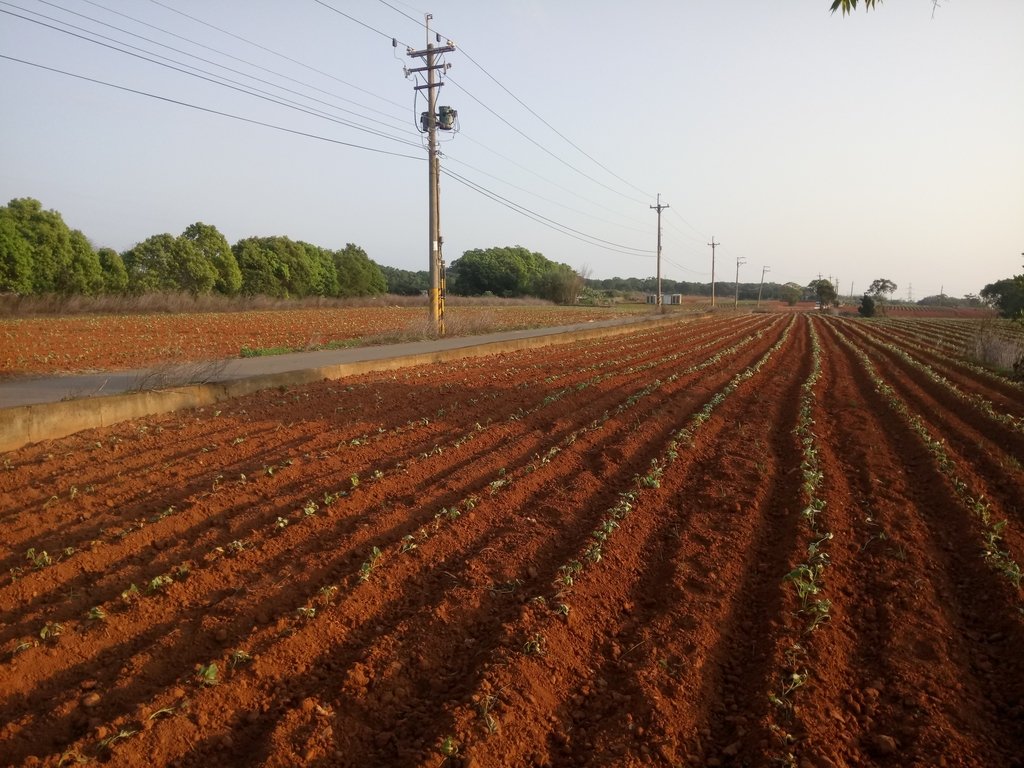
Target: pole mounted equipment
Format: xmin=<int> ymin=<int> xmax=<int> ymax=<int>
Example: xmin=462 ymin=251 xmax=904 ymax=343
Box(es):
xmin=650 ymin=194 xmax=669 ymax=313
xmin=406 ymin=14 xmax=456 ymax=335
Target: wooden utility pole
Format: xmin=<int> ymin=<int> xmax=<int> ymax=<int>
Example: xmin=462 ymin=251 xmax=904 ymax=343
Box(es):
xmin=757 ymin=265 xmax=770 ymax=308
xmin=734 ymin=256 xmax=746 ymax=308
xmin=650 ymin=194 xmax=669 ymax=312
xmin=407 ymin=16 xmax=455 ymax=335
xmin=708 ymin=237 xmax=719 ymax=307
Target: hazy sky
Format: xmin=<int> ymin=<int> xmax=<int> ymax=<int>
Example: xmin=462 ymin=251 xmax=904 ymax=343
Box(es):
xmin=2 ymin=0 xmax=1022 ymax=298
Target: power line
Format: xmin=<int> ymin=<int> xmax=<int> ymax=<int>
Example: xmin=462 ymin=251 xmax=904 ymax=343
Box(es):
xmin=21 ymin=0 xmax=414 ymax=137
xmin=311 ymin=0 xmax=409 ymax=47
xmin=442 ymin=168 xmax=654 ymax=257
xmin=142 ymin=0 xmax=408 ymax=111
xmin=457 ymin=46 xmax=653 ymax=201
xmin=447 ymin=76 xmax=647 ymax=206
xmin=0 ymin=53 xmax=425 ymax=160
xmin=62 ymin=0 xmax=409 ymax=124
xmin=443 ymin=154 xmax=647 ymax=235
xmin=455 ymin=133 xmax=649 ymax=231
xmin=0 ymin=6 xmax=423 ymax=150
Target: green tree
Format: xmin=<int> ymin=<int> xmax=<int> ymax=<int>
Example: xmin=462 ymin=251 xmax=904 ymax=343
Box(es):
xmin=65 ymin=230 xmax=104 ymax=295
xmin=334 ymin=244 xmax=386 ymax=296
xmin=181 ymin=222 xmax=241 ymax=295
xmin=379 ymin=265 xmax=429 ymax=295
xmin=300 ymin=242 xmax=339 ymax=297
xmin=858 ymin=294 xmax=877 ymax=317
xmin=234 ymin=237 xmax=289 ymax=297
xmin=3 ymin=197 xmax=77 ymax=294
xmin=780 ymin=285 xmax=802 ymax=306
xmin=97 ymin=247 xmax=129 ymax=293
xmin=867 ymin=278 xmax=897 ymax=300
xmin=123 ymin=233 xmax=217 ymax=295
xmin=981 ymin=273 xmax=1024 ymax=320
xmin=0 ymin=207 xmax=34 ymax=294
xmin=808 ymin=278 xmax=838 ymax=308
xmin=451 ymin=246 xmax=570 ymax=299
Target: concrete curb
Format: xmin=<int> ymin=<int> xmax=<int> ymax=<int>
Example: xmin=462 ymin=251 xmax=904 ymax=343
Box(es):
xmin=0 ymin=315 xmax=684 ymax=453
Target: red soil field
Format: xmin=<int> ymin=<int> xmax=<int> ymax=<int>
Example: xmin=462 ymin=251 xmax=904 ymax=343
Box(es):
xmin=1 ymin=314 xmax=1023 ymax=767
xmin=0 ymin=305 xmax=647 ymax=377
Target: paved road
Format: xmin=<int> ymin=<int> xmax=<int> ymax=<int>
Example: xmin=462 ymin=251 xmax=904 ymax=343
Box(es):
xmin=0 ymin=313 xmax=666 ymax=409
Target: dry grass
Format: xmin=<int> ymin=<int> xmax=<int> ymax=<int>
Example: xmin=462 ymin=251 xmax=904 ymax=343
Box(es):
xmin=966 ymin=319 xmax=1024 ymax=379
xmin=0 ymin=292 xmax=557 ymax=318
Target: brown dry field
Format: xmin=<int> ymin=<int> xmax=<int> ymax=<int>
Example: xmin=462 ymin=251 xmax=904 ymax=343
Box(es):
xmin=1 ymin=314 xmax=1023 ymax=767
xmin=0 ymin=304 xmax=649 ymax=377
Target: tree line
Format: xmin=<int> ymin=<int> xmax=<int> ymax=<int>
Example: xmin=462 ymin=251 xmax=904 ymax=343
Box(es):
xmin=0 ymin=198 xmax=386 ymax=299
xmin=0 ymin=199 xmax=595 ymax=303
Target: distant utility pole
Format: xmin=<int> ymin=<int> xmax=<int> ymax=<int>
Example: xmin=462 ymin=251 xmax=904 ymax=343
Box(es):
xmin=734 ymin=256 xmax=746 ymax=308
xmin=406 ymin=15 xmax=456 ymax=335
xmin=650 ymin=194 xmax=669 ymax=312
xmin=907 ymin=283 xmax=913 ymax=302
xmin=757 ymin=265 xmax=770 ymax=308
xmin=708 ymin=237 xmax=719 ymax=307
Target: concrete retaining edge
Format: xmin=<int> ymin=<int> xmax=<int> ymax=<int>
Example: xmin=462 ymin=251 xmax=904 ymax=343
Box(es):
xmin=0 ymin=315 xmax=684 ymax=453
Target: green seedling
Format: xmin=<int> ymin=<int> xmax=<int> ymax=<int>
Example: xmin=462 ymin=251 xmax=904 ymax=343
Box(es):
xmin=120 ymin=584 xmax=141 ymax=603
xmin=358 ymin=546 xmax=382 ymax=583
xmin=56 ymin=748 xmax=90 ymax=766
xmin=225 ymin=539 xmax=248 ymax=555
xmin=12 ymin=640 xmax=36 ymax=656
xmin=229 ymin=649 xmax=252 ymax=668
xmin=350 ymin=474 xmax=360 ymax=489
xmin=302 ymin=500 xmax=319 ymax=517
xmin=438 ymin=735 xmax=459 ymax=759
xmin=148 ymin=574 xmax=173 ymax=593
xmin=297 ymin=606 xmax=317 ymax=620
xmin=147 ymin=706 xmax=176 ymax=721
xmin=399 ymin=535 xmax=418 ymax=553
xmin=39 ymin=622 xmax=63 ymax=641
xmin=318 ymin=585 xmax=339 ymax=604
xmin=523 ymin=634 xmax=546 ymax=656
xmin=196 ymin=662 xmax=219 ymax=686
xmin=274 ymin=516 xmax=289 ymax=532
xmin=87 ymin=606 xmax=107 ymax=621
xmin=25 ymin=548 xmax=52 ymax=569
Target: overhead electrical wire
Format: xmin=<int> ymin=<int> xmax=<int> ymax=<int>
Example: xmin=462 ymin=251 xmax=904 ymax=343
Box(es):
xmin=443 ymin=167 xmax=653 ymax=257
xmin=141 ymin=0 xmax=408 ymax=112
xmin=447 ymin=76 xmax=648 ymax=207
xmin=456 ymin=47 xmax=654 ymax=202
xmin=22 ymin=0 xmax=415 ymax=137
xmin=59 ymin=0 xmax=408 ymax=124
xmin=7 ymin=1 xmax=690 ymax=266
xmin=443 ymin=153 xmax=648 ymax=236
xmin=0 ymin=53 xmax=425 ymax=160
xmin=371 ymin=0 xmax=655 ymax=206
xmin=0 ymin=6 xmax=423 ymax=150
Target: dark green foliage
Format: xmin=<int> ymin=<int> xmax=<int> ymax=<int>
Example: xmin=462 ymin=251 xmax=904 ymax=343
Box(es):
xmin=334 ymin=243 xmax=386 ymax=297
xmin=808 ymin=279 xmax=838 ymax=308
xmin=97 ymin=248 xmax=129 ymax=293
xmin=380 ymin=265 xmax=429 ymax=295
xmin=858 ymin=294 xmax=876 ymax=317
xmin=66 ymin=230 xmax=104 ymax=295
xmin=449 ymin=246 xmax=582 ymax=303
xmin=981 ymin=274 xmax=1024 ymax=320
xmin=124 ymin=233 xmax=217 ymax=295
xmin=0 ymin=207 xmax=34 ymax=294
xmin=182 ymin=222 xmax=241 ymax=295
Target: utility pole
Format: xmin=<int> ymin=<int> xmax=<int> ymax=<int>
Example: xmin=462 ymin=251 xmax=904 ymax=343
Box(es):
xmin=734 ymin=256 xmax=746 ymax=308
xmin=650 ymin=194 xmax=669 ymax=312
xmin=708 ymin=237 xmax=719 ymax=307
xmin=757 ymin=265 xmax=770 ymax=308
xmin=407 ymin=16 xmax=456 ymax=335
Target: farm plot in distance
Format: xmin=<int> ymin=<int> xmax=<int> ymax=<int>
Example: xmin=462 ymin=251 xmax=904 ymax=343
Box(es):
xmin=0 ymin=304 xmax=647 ymax=377
xmin=1 ymin=314 xmax=1022 ymax=767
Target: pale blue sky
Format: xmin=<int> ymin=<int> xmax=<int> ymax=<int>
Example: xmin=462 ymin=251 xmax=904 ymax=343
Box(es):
xmin=2 ymin=0 xmax=1022 ymax=298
